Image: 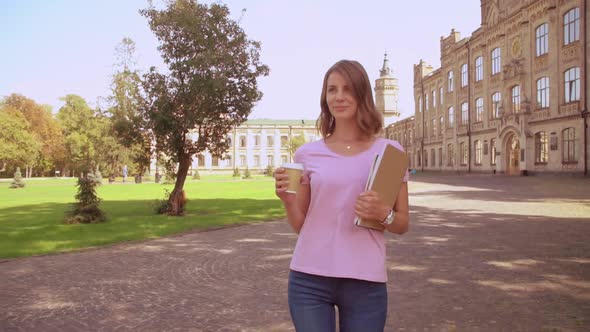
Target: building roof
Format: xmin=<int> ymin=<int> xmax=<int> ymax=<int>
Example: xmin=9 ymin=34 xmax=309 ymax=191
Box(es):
xmin=244 ymin=119 xmax=316 ymax=126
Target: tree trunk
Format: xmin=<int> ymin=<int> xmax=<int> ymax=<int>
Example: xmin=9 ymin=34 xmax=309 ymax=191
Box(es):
xmin=167 ymin=153 xmax=191 ymax=216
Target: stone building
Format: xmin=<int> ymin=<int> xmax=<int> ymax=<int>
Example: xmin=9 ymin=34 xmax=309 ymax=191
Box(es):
xmin=387 ymin=0 xmax=588 ymax=175
xmin=190 ymin=119 xmax=317 ymax=174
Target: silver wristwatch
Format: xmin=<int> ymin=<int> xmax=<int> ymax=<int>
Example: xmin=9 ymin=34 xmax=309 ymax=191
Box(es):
xmin=381 ymin=209 xmax=395 ymax=225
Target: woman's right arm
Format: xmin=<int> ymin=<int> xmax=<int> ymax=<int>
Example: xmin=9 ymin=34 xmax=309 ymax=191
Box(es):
xmin=274 ymin=169 xmax=311 ymax=234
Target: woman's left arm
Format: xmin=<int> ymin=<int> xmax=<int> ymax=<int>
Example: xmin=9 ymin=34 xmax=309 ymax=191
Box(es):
xmin=384 ymin=182 xmax=409 ymax=234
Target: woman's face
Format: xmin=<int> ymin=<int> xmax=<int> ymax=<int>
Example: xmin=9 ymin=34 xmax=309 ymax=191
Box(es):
xmin=326 ymin=71 xmax=358 ymax=121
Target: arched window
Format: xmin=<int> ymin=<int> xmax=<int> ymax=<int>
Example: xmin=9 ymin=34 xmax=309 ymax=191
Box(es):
xmin=447 ymin=71 xmax=454 ymax=92
xmin=447 ymin=107 xmax=454 ymax=128
xmin=563 ymin=8 xmax=580 ymax=45
xmin=461 ymin=63 xmax=468 ymax=87
xmin=564 ymin=67 xmax=580 ymax=103
xmin=536 ymin=77 xmax=550 ymax=108
xmin=512 ymin=85 xmax=521 ymax=113
xmin=491 ymin=48 xmax=501 ymax=75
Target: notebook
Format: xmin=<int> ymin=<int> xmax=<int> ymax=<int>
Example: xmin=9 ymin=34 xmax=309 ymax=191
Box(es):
xmin=354 ymin=143 xmax=409 ymax=231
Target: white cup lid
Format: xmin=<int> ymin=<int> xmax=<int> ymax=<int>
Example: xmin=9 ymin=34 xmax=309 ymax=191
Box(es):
xmin=281 ymin=163 xmax=304 ymax=170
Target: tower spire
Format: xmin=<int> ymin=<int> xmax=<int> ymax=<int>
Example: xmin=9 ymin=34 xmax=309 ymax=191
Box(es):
xmin=380 ymin=50 xmax=391 ymax=77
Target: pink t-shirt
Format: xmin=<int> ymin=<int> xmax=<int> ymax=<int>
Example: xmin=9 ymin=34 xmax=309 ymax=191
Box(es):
xmin=290 ymin=137 xmax=409 ymax=283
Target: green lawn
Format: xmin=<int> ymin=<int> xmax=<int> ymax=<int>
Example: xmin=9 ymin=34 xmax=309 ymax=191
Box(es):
xmin=0 ymin=176 xmax=284 ymax=259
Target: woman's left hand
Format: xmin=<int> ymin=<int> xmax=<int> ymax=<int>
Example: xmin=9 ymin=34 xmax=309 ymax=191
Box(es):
xmin=354 ymin=191 xmax=391 ymax=222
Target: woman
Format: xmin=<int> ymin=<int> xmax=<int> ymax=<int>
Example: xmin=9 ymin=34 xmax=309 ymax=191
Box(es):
xmin=274 ymin=59 xmax=410 ymax=332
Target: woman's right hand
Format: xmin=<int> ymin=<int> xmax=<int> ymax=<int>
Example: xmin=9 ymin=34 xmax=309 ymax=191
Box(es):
xmin=274 ymin=168 xmax=296 ymax=204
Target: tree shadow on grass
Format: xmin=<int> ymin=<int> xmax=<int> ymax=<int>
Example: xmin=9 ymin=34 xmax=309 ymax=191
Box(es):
xmin=0 ymin=198 xmax=284 ymax=259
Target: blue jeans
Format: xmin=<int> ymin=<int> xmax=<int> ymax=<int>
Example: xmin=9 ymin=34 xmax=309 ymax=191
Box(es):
xmin=288 ymin=270 xmax=387 ymax=332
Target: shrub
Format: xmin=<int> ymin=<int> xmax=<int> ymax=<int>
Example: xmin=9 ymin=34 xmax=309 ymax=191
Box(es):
xmin=9 ymin=167 xmax=25 ymax=189
xmin=232 ymin=167 xmax=240 ymax=178
xmin=65 ymin=174 xmax=106 ymax=224
xmin=265 ymin=164 xmax=274 ymax=177
xmin=192 ymin=170 xmax=201 ymax=180
xmin=242 ymin=167 xmax=251 ymax=179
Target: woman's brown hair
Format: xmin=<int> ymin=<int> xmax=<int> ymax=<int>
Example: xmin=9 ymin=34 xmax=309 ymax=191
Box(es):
xmin=316 ymin=60 xmax=383 ymax=138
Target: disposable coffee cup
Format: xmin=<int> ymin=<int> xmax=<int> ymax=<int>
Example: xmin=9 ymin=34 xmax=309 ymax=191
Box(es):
xmin=282 ymin=163 xmax=304 ymax=194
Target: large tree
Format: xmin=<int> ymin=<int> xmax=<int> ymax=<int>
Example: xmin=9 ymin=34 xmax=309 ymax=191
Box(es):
xmin=108 ymin=37 xmax=153 ymax=178
xmin=139 ymin=0 xmax=269 ymax=215
xmin=57 ymin=95 xmax=101 ymax=175
xmin=0 ymin=105 xmax=40 ymax=173
xmin=3 ymin=94 xmax=66 ymax=176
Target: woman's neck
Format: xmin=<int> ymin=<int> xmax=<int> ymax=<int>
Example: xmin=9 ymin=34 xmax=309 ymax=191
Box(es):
xmin=329 ymin=119 xmax=367 ymax=143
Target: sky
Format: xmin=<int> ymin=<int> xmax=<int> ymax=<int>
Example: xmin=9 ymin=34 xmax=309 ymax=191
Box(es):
xmin=0 ymin=0 xmax=481 ymax=121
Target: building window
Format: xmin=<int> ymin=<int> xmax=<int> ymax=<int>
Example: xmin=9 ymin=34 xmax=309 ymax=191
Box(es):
xmin=424 ymin=149 xmax=428 ymax=167
xmin=447 ymin=107 xmax=454 ymax=128
xmin=460 ymin=102 xmax=468 ymax=126
xmin=491 ymin=48 xmax=501 ymax=75
xmin=537 ymin=77 xmax=550 ymax=108
xmin=563 ymin=7 xmax=580 ymax=45
xmin=474 ymin=140 xmax=482 ymax=165
xmin=492 ymin=92 xmax=501 ymax=118
xmin=239 ymin=135 xmax=247 ymax=148
xmin=536 ymin=23 xmax=549 ymax=56
xmin=431 ymin=149 xmax=435 ymax=167
xmin=438 ymin=147 xmax=443 ymax=166
xmin=253 ymin=155 xmax=260 ymax=167
xmin=564 ymin=67 xmax=580 ymax=103
xmin=562 ymin=128 xmax=577 ymax=162
xmin=253 ymin=135 xmax=260 ymax=147
xmin=211 ymin=156 xmax=219 ymax=167
xmin=535 ymin=132 xmax=548 ymax=163
xmin=425 ymin=94 xmax=429 ymax=111
xmin=475 ymin=56 xmax=483 ymax=82
xmin=440 ymin=87 xmax=444 ymax=105
xmin=267 ymin=155 xmax=274 ymax=167
xmin=491 ymin=138 xmax=497 ymax=166
xmin=267 ymin=135 xmax=274 ymax=147
xmin=280 ymin=135 xmax=288 ymax=147
xmin=475 ymin=97 xmax=483 ymax=122
xmin=418 ymin=97 xmax=422 ymax=113
xmin=432 ymin=118 xmax=436 ymax=136
xmin=461 ymin=63 xmax=468 ymax=87
xmin=239 ymin=155 xmax=246 ymax=167
xmin=432 ymin=90 xmax=436 ymax=107
xmin=439 ymin=116 xmax=444 ymax=135
xmin=197 ymin=154 xmax=205 ymax=167
xmin=447 ymin=71 xmax=454 ymax=92
xmin=447 ymin=144 xmax=454 ymax=166
xmin=281 ymin=155 xmax=288 ymax=164
xmin=460 ymin=142 xmax=467 ymax=165
xmin=512 ymin=85 xmax=521 ymax=113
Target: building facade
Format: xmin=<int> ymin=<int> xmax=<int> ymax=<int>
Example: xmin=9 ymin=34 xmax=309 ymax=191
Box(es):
xmin=388 ymin=0 xmax=588 ymax=175
xmin=189 ymin=119 xmax=317 ymax=174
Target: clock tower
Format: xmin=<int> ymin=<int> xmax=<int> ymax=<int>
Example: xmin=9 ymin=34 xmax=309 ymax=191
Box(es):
xmin=374 ymin=52 xmax=400 ymax=127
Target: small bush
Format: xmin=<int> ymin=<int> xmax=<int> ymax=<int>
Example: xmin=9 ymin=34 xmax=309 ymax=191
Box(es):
xmin=265 ymin=165 xmax=274 ymax=177
xmin=242 ymin=167 xmax=251 ymax=179
xmin=10 ymin=167 xmax=25 ymax=189
xmin=232 ymin=167 xmax=240 ymax=178
xmin=192 ymin=170 xmax=201 ymax=180
xmin=65 ymin=174 xmax=106 ymax=224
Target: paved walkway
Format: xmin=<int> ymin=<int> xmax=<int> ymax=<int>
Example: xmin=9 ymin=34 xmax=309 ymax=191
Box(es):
xmin=1 ymin=174 xmax=589 ymax=331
